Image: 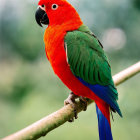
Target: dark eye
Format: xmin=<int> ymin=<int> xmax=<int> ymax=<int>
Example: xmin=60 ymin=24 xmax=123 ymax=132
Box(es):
xmin=51 ymin=4 xmax=58 ymax=10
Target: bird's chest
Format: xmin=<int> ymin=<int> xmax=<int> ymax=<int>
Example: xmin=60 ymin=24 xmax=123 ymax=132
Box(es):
xmin=44 ymin=28 xmax=68 ymax=74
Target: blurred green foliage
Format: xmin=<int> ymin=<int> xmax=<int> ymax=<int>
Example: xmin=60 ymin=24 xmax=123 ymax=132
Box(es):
xmin=0 ymin=0 xmax=140 ymax=139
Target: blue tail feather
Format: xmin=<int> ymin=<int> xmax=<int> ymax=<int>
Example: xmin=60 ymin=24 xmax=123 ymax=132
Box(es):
xmin=78 ymin=77 xmax=122 ymax=117
xmin=96 ymin=105 xmax=113 ymax=140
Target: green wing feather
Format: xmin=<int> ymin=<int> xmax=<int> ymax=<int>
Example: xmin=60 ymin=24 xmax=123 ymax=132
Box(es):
xmin=65 ymin=24 xmax=114 ymax=86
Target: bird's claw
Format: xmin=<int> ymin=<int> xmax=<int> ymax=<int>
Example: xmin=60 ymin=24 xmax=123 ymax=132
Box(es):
xmin=64 ymin=92 xmax=78 ymax=122
xmin=79 ymin=96 xmax=88 ymax=111
xmin=64 ymin=92 xmax=88 ymax=122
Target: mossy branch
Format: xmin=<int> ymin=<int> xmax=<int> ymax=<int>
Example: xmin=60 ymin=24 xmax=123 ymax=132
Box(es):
xmin=2 ymin=61 xmax=140 ymax=140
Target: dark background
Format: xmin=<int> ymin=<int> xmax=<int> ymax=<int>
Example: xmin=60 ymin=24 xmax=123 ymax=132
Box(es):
xmin=0 ymin=0 xmax=140 ymax=139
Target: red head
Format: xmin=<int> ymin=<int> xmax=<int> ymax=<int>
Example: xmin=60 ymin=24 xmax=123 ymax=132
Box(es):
xmin=35 ymin=0 xmax=82 ymax=26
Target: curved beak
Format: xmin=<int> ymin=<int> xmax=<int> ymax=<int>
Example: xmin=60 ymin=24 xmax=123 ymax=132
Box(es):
xmin=35 ymin=7 xmax=49 ymax=27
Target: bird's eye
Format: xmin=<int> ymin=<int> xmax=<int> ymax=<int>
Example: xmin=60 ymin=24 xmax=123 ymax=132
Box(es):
xmin=51 ymin=4 xmax=58 ymax=10
xmin=41 ymin=5 xmax=45 ymax=8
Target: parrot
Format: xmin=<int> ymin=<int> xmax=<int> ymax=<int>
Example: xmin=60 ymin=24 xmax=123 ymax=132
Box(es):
xmin=35 ymin=0 xmax=122 ymax=139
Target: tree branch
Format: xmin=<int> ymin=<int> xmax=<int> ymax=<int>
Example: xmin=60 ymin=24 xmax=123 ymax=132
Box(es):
xmin=113 ymin=61 xmax=140 ymax=86
xmin=2 ymin=61 xmax=140 ymax=140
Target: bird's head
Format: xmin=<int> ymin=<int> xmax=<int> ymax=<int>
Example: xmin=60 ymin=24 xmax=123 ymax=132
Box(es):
xmin=35 ymin=0 xmax=82 ymax=27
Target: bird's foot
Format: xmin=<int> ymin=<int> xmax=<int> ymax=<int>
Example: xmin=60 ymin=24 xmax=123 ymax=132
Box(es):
xmin=64 ymin=92 xmax=88 ymax=122
xmin=79 ymin=96 xmax=88 ymax=111
xmin=64 ymin=92 xmax=79 ymax=122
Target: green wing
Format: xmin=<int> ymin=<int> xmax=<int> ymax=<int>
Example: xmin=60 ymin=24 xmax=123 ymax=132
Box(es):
xmin=65 ymin=24 xmax=114 ymax=86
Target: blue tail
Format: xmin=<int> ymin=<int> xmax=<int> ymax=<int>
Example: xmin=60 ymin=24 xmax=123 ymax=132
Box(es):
xmin=96 ymin=104 xmax=113 ymax=140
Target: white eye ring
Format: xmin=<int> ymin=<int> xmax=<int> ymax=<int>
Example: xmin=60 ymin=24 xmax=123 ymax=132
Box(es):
xmin=51 ymin=4 xmax=58 ymax=10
